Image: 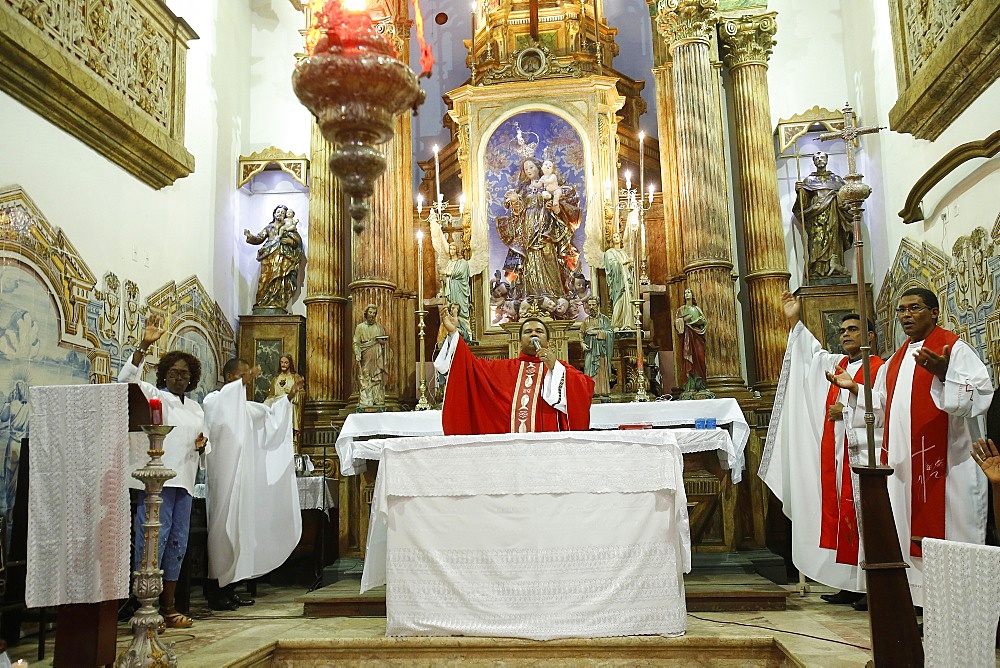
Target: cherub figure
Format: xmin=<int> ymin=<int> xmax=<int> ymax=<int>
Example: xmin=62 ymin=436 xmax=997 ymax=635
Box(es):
xmin=538 ymin=159 xmax=561 ymax=208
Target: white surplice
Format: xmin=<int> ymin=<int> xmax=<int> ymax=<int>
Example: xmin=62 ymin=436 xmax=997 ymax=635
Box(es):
xmin=202 ymin=379 xmax=301 ymax=587
xmin=761 ymin=321 xmax=879 ymax=593
xmin=849 ymin=336 xmax=993 ymax=606
xmin=118 ymin=359 xmax=207 ymax=493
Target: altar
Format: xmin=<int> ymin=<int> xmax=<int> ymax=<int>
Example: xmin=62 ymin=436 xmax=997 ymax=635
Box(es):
xmin=360 ymin=430 xmax=690 ymax=639
xmin=335 ymin=398 xmax=748 ymax=482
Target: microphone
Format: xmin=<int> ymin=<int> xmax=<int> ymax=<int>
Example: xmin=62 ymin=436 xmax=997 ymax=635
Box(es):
xmin=530 ymin=336 xmax=542 ymax=352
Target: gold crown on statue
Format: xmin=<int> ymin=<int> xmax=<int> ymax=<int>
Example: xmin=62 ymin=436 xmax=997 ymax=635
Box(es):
xmin=509 ymin=122 xmax=539 ymax=158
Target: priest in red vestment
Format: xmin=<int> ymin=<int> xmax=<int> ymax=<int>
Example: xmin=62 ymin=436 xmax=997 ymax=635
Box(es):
xmin=761 ymin=292 xmax=883 ymax=610
xmin=834 ymin=286 xmax=994 ymax=607
xmin=434 ymin=308 xmax=595 ymax=435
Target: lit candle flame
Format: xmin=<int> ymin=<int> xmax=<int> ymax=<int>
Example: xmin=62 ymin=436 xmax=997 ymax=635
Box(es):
xmin=624 ymin=170 xmax=631 ymax=191
xmin=416 ymin=194 xmax=423 ymax=214
xmin=459 ymin=194 xmax=466 ymax=214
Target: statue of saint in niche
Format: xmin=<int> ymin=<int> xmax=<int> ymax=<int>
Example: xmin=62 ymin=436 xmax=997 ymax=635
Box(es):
xmin=246 ymin=205 xmax=304 ymax=313
xmin=792 ymin=151 xmax=852 ymax=283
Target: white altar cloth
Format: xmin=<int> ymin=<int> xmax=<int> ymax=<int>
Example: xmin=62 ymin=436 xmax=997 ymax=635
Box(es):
xmin=337 ymin=398 xmax=746 ymax=481
xmin=26 ymin=384 xmax=131 ymax=608
xmin=361 ymin=430 xmax=691 ymax=640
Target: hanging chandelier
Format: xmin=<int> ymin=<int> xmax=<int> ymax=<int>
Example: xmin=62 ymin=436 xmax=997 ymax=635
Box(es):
xmin=293 ymin=0 xmax=428 ymax=232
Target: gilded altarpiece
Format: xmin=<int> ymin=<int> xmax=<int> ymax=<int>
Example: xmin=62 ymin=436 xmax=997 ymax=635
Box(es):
xmin=447 ymin=76 xmax=625 ymax=345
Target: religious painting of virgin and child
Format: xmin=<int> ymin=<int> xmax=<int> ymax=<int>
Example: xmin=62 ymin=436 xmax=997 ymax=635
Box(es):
xmin=484 ymin=111 xmax=590 ymax=326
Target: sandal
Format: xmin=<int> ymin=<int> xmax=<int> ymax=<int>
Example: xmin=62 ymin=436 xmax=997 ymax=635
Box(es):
xmin=160 ymin=608 xmax=193 ymax=629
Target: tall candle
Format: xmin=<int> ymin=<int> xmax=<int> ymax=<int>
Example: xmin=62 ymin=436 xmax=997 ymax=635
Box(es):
xmin=470 ymin=3 xmax=476 ymax=73
xmin=416 ymin=193 xmax=423 ymax=215
xmin=648 ymin=183 xmax=655 ymax=205
xmin=148 ymin=397 xmax=163 ymax=426
xmin=638 ymin=131 xmax=645 ymax=205
xmin=416 ymin=230 xmax=424 ymax=307
xmin=433 ymin=144 xmax=441 ymax=205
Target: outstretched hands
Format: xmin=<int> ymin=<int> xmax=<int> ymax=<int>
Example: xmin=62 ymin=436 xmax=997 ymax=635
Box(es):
xmin=972 ymin=438 xmax=1000 ymax=485
xmin=439 ymin=304 xmax=459 ymax=335
xmin=913 ymin=345 xmax=950 ymax=382
xmin=141 ymin=313 xmax=166 ymax=349
xmin=780 ymin=291 xmax=800 ymax=327
xmin=825 ymin=367 xmax=859 ymax=395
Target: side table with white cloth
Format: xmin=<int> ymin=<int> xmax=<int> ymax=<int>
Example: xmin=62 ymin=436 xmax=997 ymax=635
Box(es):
xmin=361 ymin=430 xmax=691 ymax=639
xmin=336 ymin=398 xmax=748 ymax=481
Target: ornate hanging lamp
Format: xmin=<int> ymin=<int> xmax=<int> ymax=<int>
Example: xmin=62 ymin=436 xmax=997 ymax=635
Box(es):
xmin=293 ymin=0 xmax=428 ymax=231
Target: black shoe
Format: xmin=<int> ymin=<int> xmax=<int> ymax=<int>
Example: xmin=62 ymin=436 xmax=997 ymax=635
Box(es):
xmin=852 ymin=594 xmax=868 ymax=611
xmin=226 ymin=590 xmax=255 ymax=607
xmin=820 ymin=590 xmax=864 ymax=605
xmin=207 ymin=596 xmax=238 ymax=611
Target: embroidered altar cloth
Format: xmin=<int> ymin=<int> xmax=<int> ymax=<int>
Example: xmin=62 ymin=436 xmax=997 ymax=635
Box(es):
xmin=26 ymin=384 xmax=131 ymax=607
xmin=362 ymin=430 xmax=690 ymax=639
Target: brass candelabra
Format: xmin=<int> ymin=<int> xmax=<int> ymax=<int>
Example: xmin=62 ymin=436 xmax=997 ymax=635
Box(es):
xmin=116 ymin=424 xmax=177 ymax=668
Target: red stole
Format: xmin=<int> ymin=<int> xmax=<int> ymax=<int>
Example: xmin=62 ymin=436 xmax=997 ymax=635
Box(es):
xmin=819 ymin=355 xmax=884 ymax=565
xmin=441 ymin=336 xmax=595 ymax=436
xmin=883 ymin=326 xmax=959 ymax=557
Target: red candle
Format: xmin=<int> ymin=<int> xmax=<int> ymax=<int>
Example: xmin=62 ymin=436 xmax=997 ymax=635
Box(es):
xmin=149 ymin=397 xmax=163 ymax=425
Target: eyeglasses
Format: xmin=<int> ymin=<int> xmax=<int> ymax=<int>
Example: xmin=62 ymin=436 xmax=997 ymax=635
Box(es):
xmin=166 ymin=369 xmax=191 ymax=380
xmin=895 ymin=305 xmax=928 ymax=315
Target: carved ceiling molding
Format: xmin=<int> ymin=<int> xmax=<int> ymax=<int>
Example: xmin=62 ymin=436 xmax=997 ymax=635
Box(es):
xmin=238 ymin=147 xmax=310 ymax=189
xmin=887 ymin=0 xmax=1000 ymax=140
xmin=899 ymin=129 xmax=1000 ymax=224
xmin=0 ymin=2 xmax=197 ymax=189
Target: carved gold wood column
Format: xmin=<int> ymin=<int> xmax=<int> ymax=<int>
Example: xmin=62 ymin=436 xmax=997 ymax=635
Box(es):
xmin=303 ymin=123 xmax=348 ymax=427
xmin=346 ymin=12 xmax=414 ymax=411
xmin=655 ymin=0 xmax=744 ymax=394
xmin=651 ymin=49 xmax=686 ymax=389
xmin=720 ymin=13 xmax=788 ymax=398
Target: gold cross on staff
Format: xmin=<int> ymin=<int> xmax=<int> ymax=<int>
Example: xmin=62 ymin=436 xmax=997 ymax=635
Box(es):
xmin=818 ymin=103 xmax=885 ymax=175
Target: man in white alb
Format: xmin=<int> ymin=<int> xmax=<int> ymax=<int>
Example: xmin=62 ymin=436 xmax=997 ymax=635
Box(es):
xmin=830 ymin=286 xmax=994 ymax=606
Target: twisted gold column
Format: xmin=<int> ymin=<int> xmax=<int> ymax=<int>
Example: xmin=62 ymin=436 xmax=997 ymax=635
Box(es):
xmin=720 ymin=13 xmax=789 ymax=398
xmin=655 ymin=0 xmax=744 ymax=394
xmin=303 ymin=122 xmax=348 ymax=428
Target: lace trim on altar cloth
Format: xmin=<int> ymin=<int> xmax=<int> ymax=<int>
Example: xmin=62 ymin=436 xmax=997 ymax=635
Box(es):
xmin=923 ymin=537 xmax=1000 ymax=666
xmin=26 ymin=384 xmax=131 ymax=607
xmin=383 ymin=433 xmax=680 ymax=497
xmin=386 ymin=541 xmax=686 ymax=639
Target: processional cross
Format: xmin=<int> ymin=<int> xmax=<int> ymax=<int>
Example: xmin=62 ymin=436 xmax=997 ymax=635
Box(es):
xmin=817 ymin=103 xmax=884 ymax=467
xmin=819 ymin=104 xmax=884 ymax=176
xmin=820 ymin=105 xmax=923 ymax=667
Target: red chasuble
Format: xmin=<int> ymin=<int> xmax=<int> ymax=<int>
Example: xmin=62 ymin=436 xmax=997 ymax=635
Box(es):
xmin=819 ymin=355 xmax=883 ymax=565
xmin=441 ymin=336 xmax=595 ymax=436
xmin=883 ymin=325 xmax=959 ymax=557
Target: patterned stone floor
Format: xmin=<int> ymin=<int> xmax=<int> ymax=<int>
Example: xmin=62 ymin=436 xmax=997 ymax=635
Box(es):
xmin=1 ymin=580 xmax=899 ymax=666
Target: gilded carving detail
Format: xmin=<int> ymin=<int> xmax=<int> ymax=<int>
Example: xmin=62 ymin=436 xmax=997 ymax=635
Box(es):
xmin=482 ymin=44 xmax=581 ymax=84
xmin=900 ymin=0 xmax=972 ymax=79
xmin=655 ymin=0 xmax=719 ymax=46
xmin=0 ymin=1 xmax=196 ymax=188
xmin=719 ymin=13 xmax=776 ymax=69
xmin=7 ymin=0 xmax=176 ymax=130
